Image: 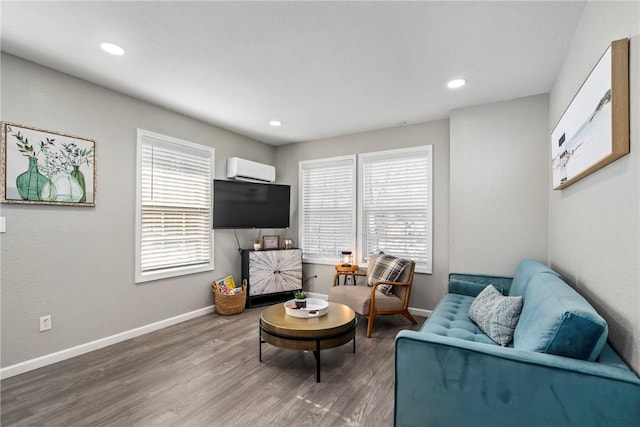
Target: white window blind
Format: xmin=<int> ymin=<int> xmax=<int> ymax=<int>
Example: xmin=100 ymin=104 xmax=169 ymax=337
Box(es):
xmin=359 ymin=146 xmax=432 ymax=273
xmin=299 ymin=156 xmax=356 ymax=264
xmin=135 ymin=129 xmax=214 ymax=283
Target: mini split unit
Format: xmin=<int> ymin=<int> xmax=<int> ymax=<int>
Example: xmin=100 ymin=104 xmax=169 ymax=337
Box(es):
xmin=226 ymin=157 xmax=276 ymax=183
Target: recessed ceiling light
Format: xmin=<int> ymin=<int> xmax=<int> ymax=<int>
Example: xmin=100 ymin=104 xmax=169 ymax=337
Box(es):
xmin=269 ymin=120 xmax=282 ymax=127
xmin=447 ymin=79 xmax=466 ymax=89
xmin=100 ymin=42 xmax=125 ymax=56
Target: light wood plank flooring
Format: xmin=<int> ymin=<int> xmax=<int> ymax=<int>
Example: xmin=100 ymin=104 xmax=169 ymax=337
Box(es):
xmin=2 ymin=307 xmax=425 ymax=426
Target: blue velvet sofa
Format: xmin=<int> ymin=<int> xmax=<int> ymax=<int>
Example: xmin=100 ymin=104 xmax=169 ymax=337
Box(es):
xmin=395 ymin=259 xmax=640 ymax=426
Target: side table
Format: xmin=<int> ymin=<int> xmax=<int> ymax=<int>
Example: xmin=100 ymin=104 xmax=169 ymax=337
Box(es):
xmin=334 ymin=264 xmax=360 ymax=286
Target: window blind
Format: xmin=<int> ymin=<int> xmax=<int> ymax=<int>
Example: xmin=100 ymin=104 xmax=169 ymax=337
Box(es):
xmin=136 ymin=130 xmax=214 ymax=282
xmin=359 ymin=147 xmax=432 ymax=273
xmin=299 ymin=156 xmax=356 ymax=263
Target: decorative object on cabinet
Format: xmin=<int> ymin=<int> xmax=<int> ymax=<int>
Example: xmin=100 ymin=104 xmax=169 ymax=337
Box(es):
xmin=1 ymin=122 xmax=96 ymax=206
xmin=262 ymin=235 xmax=280 ymax=250
xmin=242 ymin=248 xmax=302 ymax=307
xmin=253 ymin=229 xmax=262 ymax=250
xmin=551 ymin=38 xmax=629 ymax=190
xmin=282 ymin=238 xmax=294 ymax=249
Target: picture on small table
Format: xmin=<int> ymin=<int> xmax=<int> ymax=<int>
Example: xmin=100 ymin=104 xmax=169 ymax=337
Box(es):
xmin=262 ymin=235 xmax=280 ymax=250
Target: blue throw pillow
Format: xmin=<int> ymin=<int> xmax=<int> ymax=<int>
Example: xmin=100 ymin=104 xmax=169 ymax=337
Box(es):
xmin=513 ymin=274 xmax=607 ymax=361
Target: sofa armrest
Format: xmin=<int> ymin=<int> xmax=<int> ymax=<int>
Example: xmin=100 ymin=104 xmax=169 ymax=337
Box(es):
xmin=448 ymin=273 xmax=513 ymax=296
xmin=394 ymin=330 xmax=640 ymax=427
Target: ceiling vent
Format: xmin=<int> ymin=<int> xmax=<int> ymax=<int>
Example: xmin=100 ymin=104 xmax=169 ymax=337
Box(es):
xmin=226 ymin=157 xmax=276 ymax=183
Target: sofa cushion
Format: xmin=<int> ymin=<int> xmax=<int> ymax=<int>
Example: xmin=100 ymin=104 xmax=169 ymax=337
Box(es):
xmin=513 ymin=274 xmax=608 ymax=361
xmin=367 ymin=253 xmax=408 ymax=295
xmin=449 ymin=276 xmax=512 ymax=297
xmin=509 ymin=259 xmax=560 ymax=297
xmin=421 ymin=294 xmax=497 ymax=345
xmin=468 ymin=285 xmax=523 ymax=346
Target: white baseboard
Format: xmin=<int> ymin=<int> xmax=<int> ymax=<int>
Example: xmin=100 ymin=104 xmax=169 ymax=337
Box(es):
xmin=408 ymin=307 xmax=432 ymax=318
xmin=307 ymin=291 xmax=329 ymax=300
xmin=308 ymin=292 xmax=432 ymax=318
xmin=0 ymin=305 xmax=215 ymax=380
xmin=1 ymin=297 xmax=429 ymax=380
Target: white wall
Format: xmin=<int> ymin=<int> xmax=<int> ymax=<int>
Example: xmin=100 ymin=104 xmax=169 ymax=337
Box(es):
xmin=449 ymin=94 xmax=550 ymax=275
xmin=0 ymin=54 xmax=277 ymax=368
xmin=275 ymin=120 xmax=450 ymax=311
xmin=548 ymin=1 xmax=640 ymax=373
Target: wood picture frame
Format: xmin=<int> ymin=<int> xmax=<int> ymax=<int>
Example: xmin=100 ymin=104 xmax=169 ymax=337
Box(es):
xmin=1 ymin=122 xmax=96 ymax=206
xmin=551 ymin=38 xmax=629 ymax=190
xmin=262 ymin=235 xmax=280 ymax=250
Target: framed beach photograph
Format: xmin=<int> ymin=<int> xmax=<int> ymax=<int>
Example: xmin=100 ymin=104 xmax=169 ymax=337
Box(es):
xmin=262 ymin=235 xmax=280 ymax=250
xmin=1 ymin=122 xmax=96 ymax=206
xmin=551 ymin=38 xmax=629 ymax=190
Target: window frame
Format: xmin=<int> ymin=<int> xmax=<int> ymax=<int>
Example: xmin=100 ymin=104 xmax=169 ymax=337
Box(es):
xmin=357 ymin=146 xmax=433 ymax=274
xmin=298 ymin=146 xmax=433 ymax=274
xmin=135 ymin=128 xmax=215 ymax=283
xmin=298 ymin=155 xmax=356 ymax=265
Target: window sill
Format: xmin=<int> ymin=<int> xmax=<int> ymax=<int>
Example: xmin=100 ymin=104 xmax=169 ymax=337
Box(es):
xmin=135 ymin=263 xmax=214 ymax=283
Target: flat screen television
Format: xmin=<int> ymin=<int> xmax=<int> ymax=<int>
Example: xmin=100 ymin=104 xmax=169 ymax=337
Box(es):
xmin=212 ymin=180 xmax=290 ymax=229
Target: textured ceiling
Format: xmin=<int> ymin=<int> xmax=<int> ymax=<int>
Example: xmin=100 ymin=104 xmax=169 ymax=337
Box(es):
xmin=1 ymin=1 xmax=586 ymax=145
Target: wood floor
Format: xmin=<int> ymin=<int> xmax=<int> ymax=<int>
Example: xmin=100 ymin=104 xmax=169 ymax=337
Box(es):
xmin=1 ymin=307 xmax=425 ymax=427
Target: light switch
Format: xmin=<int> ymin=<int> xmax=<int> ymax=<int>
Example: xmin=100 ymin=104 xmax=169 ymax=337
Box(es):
xmin=0 ymin=217 xmax=6 ymax=233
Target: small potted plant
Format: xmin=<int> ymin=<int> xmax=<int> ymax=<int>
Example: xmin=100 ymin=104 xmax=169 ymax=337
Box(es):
xmin=294 ymin=291 xmax=307 ymax=309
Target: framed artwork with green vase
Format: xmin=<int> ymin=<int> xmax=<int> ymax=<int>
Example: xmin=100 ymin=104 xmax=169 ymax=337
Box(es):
xmin=1 ymin=122 xmax=96 ymax=206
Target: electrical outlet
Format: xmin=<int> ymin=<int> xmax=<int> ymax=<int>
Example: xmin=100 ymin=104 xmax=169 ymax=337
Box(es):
xmin=40 ymin=315 xmax=52 ymax=332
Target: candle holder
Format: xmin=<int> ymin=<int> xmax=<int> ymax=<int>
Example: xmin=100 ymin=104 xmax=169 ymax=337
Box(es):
xmin=340 ymin=251 xmax=354 ymax=267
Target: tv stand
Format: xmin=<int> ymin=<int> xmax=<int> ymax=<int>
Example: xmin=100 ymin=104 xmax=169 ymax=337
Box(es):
xmin=241 ymin=248 xmax=302 ymax=308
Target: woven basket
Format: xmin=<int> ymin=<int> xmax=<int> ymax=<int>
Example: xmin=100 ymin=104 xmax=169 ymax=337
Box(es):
xmin=213 ymin=280 xmax=247 ymax=315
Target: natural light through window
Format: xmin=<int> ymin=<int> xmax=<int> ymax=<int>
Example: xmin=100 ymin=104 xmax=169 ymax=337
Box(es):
xmin=299 ymin=146 xmax=432 ymax=273
xmin=135 ymin=129 xmax=215 ymax=283
xmin=299 ymin=155 xmax=356 ymax=264
xmin=359 ymin=146 xmax=432 ymax=273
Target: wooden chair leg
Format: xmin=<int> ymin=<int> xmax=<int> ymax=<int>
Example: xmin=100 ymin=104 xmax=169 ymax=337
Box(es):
xmin=366 ymin=314 xmax=375 ymax=338
xmin=402 ymin=310 xmax=418 ymax=325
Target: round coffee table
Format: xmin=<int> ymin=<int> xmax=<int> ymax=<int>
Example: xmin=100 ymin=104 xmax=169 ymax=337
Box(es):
xmin=259 ymin=302 xmax=357 ymax=382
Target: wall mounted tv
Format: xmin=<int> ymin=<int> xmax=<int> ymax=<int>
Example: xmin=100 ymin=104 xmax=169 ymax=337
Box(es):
xmin=212 ymin=180 xmax=290 ymax=229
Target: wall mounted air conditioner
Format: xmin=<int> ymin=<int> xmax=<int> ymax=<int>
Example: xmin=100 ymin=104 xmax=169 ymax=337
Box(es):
xmin=226 ymin=157 xmax=276 ymax=183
